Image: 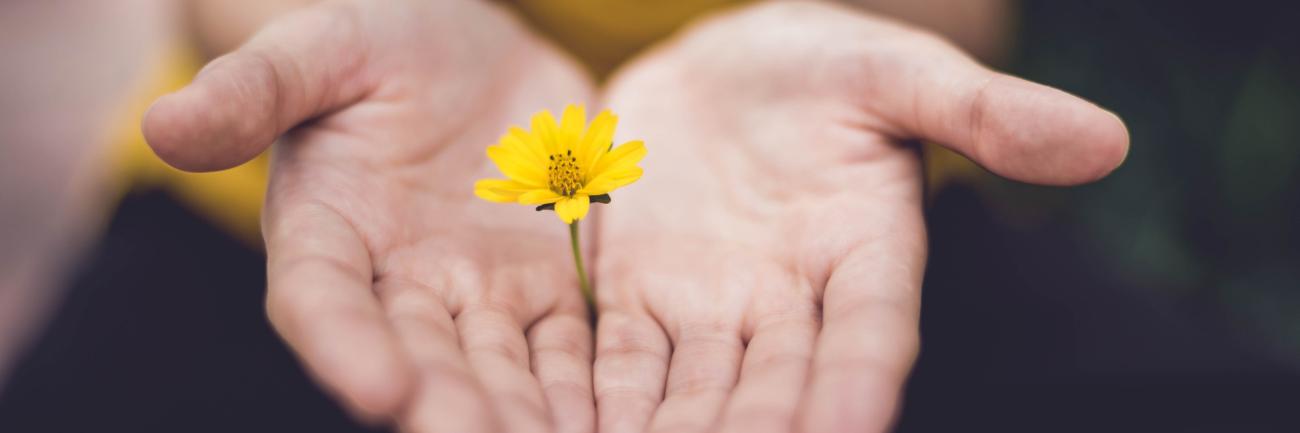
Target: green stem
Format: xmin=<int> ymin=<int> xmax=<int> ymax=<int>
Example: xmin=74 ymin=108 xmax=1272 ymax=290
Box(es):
xmin=569 ymin=221 xmax=595 ymax=311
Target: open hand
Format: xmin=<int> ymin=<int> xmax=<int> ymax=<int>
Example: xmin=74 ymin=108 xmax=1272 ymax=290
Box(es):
xmin=591 ymin=2 xmax=1128 ymax=433
xmin=144 ymin=1 xmax=598 ymax=432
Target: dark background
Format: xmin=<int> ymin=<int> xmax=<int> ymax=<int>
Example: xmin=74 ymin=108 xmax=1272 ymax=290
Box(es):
xmin=3 ymin=0 xmax=1298 ymax=432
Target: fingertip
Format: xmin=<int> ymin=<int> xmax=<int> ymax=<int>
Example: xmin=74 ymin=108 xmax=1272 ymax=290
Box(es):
xmin=1087 ymin=109 xmax=1131 ymax=182
xmin=1051 ymin=101 xmax=1131 ymax=185
xmin=974 ymin=77 xmax=1131 ymax=185
xmin=307 ymin=314 xmax=416 ymax=421
xmin=285 ymin=319 xmax=414 ymax=424
xmin=141 ymin=91 xmax=191 ymax=169
xmin=140 ymin=55 xmax=279 ymax=172
xmin=335 ymin=354 xmax=416 ymax=423
xmin=264 ymin=280 xmax=415 ymax=423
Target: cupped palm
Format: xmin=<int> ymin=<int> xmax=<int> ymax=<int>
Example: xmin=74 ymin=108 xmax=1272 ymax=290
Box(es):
xmin=144 ymin=2 xmax=600 ymax=432
xmin=590 ymin=3 xmax=1127 ymax=433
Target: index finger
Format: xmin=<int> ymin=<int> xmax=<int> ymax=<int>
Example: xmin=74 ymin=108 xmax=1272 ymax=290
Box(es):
xmin=796 ymin=209 xmax=927 ymax=433
xmin=263 ymin=200 xmax=414 ymax=422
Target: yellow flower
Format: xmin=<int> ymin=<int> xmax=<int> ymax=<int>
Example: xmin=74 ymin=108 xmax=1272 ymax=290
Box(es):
xmin=474 ymin=104 xmax=646 ymax=224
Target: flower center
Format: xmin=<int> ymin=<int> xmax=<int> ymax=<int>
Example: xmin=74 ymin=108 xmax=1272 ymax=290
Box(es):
xmin=548 ymin=149 xmax=583 ymax=197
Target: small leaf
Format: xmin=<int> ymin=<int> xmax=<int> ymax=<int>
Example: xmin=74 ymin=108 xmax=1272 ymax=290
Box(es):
xmin=535 ymin=203 xmax=556 ymax=211
xmin=590 ymin=194 xmax=612 ymax=204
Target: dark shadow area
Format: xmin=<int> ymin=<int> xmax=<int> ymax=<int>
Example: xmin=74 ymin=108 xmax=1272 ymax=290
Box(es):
xmin=899 ymin=186 xmax=1300 ymax=432
xmin=0 ymin=190 xmax=378 ymax=433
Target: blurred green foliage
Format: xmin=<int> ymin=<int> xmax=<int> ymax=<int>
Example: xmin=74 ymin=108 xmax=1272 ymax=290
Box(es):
xmin=989 ymin=0 xmax=1300 ymax=364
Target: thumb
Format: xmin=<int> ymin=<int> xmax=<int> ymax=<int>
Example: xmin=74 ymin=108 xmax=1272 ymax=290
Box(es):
xmin=142 ymin=4 xmax=371 ymax=172
xmin=873 ymin=33 xmax=1130 ymax=186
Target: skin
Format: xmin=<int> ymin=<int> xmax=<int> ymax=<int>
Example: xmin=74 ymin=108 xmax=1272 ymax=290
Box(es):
xmin=145 ymin=1 xmax=598 ymax=432
xmin=143 ymin=0 xmax=1128 ymax=432
xmin=592 ymin=2 xmax=1127 ymax=433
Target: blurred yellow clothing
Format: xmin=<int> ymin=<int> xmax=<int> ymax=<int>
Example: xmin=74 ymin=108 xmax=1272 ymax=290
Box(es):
xmin=515 ymin=0 xmax=750 ymax=78
xmin=113 ymin=1 xmax=978 ymax=244
xmin=113 ymin=47 xmax=268 ymax=246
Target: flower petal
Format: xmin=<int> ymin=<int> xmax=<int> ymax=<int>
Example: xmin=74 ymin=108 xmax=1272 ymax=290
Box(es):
xmin=499 ymin=131 xmax=546 ymax=167
xmin=554 ymin=195 xmax=590 ymax=223
xmin=578 ymin=110 xmax=617 ymax=180
xmin=474 ymin=178 xmax=534 ymax=203
xmin=559 ymin=104 xmax=586 ymax=154
xmin=486 ymin=145 xmax=547 ymax=186
xmin=531 ymin=110 xmax=561 ymax=155
xmin=518 ymin=189 xmax=564 ymax=205
xmin=592 ymin=140 xmax=646 ymax=176
xmin=579 ymin=167 xmax=643 ymax=196
xmin=509 ymin=126 xmax=549 ymax=160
